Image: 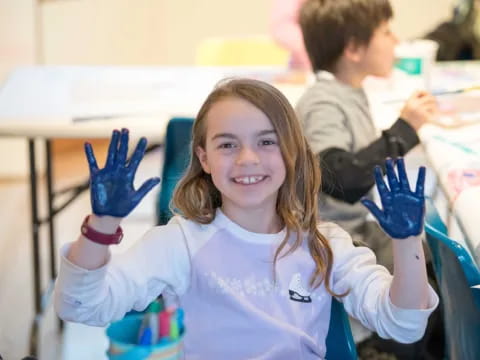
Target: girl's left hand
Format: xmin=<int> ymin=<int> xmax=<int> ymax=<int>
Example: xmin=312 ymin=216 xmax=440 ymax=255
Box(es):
xmin=361 ymin=158 xmax=426 ymax=239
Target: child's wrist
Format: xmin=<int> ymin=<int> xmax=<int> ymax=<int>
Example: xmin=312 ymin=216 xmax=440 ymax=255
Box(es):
xmin=88 ymin=214 xmax=122 ymax=234
xmin=392 ymin=233 xmax=423 ymax=246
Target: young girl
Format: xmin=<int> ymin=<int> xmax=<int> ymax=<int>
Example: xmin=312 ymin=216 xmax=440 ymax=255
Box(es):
xmin=54 ymin=78 xmax=438 ymax=359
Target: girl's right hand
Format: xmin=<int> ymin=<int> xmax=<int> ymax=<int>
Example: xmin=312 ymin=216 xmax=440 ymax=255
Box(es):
xmin=85 ymin=128 xmax=160 ymax=218
xmin=400 ymin=90 xmax=438 ymax=131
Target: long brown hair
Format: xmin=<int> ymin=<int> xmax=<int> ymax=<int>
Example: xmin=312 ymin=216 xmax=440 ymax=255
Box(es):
xmin=173 ymin=78 xmax=341 ymax=295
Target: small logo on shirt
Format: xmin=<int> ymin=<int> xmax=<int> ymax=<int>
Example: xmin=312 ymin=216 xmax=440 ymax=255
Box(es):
xmin=288 ymin=273 xmax=312 ymax=303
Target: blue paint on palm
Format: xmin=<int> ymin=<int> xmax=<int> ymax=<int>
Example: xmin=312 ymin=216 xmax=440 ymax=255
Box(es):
xmin=361 ymin=158 xmax=426 ymax=239
xmin=84 ymin=128 xmax=161 ymax=217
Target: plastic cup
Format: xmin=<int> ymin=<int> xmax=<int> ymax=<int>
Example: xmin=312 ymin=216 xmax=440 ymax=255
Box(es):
xmin=394 ymin=39 xmax=439 ymax=89
xmin=106 ymin=315 xmax=184 ymax=360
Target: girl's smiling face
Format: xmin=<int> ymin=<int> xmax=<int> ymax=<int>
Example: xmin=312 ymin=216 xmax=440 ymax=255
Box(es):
xmin=196 ymin=97 xmax=286 ymax=216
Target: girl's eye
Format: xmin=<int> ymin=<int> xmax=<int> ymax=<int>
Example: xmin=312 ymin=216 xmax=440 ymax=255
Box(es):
xmin=260 ymin=139 xmax=276 ymax=146
xmin=218 ymin=143 xmax=236 ymax=149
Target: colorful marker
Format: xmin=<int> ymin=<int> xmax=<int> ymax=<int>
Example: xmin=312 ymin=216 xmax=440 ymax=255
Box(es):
xmin=159 ymin=310 xmax=171 ymax=338
xmin=138 ymin=327 xmax=152 ymax=346
xmin=170 ymin=310 xmax=180 ymax=340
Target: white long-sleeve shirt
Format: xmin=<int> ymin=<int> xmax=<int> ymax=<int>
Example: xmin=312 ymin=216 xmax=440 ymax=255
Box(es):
xmin=55 ymin=209 xmax=438 ymax=359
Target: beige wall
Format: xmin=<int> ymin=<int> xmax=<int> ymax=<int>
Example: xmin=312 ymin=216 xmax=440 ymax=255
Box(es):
xmin=390 ymin=0 xmax=457 ymax=40
xmin=40 ymin=0 xmax=271 ymax=65
xmin=38 ymin=0 xmax=458 ymax=65
xmin=0 ymin=0 xmax=37 ymax=178
xmin=0 ymin=0 xmax=35 ymax=81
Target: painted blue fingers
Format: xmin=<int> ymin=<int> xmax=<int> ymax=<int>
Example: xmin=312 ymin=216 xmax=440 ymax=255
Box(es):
xmin=105 ymin=129 xmax=120 ymax=169
xmin=415 ymin=166 xmax=426 ymax=197
xmin=84 ymin=142 xmax=99 ymax=174
xmin=127 ymin=137 xmax=148 ymax=173
xmin=361 ymin=157 xmax=426 ymax=239
xmin=385 ymin=158 xmax=400 ymax=192
xmin=85 ymin=128 xmax=161 ymax=217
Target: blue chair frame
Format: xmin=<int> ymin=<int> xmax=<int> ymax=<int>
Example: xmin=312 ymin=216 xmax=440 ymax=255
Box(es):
xmin=424 ymin=199 xmax=480 ymax=360
xmin=155 ymin=117 xmax=357 ymax=359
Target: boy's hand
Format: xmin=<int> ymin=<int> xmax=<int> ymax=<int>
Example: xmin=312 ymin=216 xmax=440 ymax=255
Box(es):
xmin=400 ymin=90 xmax=438 ymax=130
xmin=361 ymin=158 xmax=425 ymax=239
xmin=85 ymin=128 xmax=160 ymax=218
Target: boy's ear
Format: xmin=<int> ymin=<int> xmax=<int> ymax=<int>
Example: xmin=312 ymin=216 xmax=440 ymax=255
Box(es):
xmin=344 ymin=38 xmax=365 ymax=63
xmin=195 ymin=146 xmax=211 ymax=174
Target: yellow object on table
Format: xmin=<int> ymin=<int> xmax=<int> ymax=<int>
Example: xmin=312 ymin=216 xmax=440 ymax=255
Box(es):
xmin=195 ymin=35 xmax=289 ymax=66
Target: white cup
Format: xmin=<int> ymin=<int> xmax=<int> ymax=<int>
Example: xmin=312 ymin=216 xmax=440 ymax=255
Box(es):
xmin=394 ymin=39 xmax=439 ymax=90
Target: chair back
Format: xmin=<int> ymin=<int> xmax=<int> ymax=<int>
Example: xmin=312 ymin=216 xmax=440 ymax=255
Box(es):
xmin=195 ymin=35 xmax=289 ymax=66
xmin=156 ymin=117 xmax=193 ymax=225
xmin=424 ymin=199 xmax=480 ymax=360
xmin=325 ymin=298 xmax=358 ymax=359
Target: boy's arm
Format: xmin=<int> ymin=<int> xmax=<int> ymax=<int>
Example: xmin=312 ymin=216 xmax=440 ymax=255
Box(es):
xmin=319 ymin=118 xmax=419 ymax=203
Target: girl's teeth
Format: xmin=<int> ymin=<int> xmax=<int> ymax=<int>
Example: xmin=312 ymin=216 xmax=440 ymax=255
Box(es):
xmin=235 ymin=176 xmax=263 ymax=184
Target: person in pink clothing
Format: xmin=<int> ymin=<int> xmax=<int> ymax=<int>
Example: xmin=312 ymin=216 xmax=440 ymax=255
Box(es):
xmin=270 ymin=0 xmax=311 ymax=70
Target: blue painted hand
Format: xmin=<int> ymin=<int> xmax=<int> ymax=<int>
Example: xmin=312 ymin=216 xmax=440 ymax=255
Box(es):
xmin=84 ymin=128 xmax=161 ymax=217
xmin=361 ymin=158 xmax=426 ymax=239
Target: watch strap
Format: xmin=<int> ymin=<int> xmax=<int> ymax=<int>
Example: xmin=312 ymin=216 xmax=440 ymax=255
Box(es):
xmin=81 ymin=215 xmax=123 ymax=245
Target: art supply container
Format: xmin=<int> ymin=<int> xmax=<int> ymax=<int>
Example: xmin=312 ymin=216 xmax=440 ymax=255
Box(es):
xmin=106 ymin=315 xmax=184 ymax=360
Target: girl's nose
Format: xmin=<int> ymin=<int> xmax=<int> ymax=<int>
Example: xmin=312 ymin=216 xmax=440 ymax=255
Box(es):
xmin=236 ymin=146 xmax=260 ymax=165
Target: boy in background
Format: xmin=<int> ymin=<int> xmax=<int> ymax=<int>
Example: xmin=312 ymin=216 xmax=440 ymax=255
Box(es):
xmin=297 ymin=0 xmax=437 ymax=271
xmin=296 ymin=0 xmax=442 ymax=358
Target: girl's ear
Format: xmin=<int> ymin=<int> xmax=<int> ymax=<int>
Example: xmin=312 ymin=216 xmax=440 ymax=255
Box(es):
xmin=195 ymin=146 xmax=211 ymax=174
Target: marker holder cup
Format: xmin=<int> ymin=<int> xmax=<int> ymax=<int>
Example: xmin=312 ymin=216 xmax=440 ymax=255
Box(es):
xmin=106 ymin=315 xmax=184 ymax=360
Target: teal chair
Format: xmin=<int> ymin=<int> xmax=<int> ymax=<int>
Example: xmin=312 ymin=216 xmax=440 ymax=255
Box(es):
xmin=155 ymin=116 xmax=357 ymax=359
xmin=424 ymin=199 xmax=480 ymax=360
xmin=156 ymin=117 xmax=194 ymax=225
xmin=326 ymin=298 xmax=358 ymax=359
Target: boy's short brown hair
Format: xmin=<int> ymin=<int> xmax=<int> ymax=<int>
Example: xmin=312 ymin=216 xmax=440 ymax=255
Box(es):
xmin=299 ymin=0 xmax=393 ymax=72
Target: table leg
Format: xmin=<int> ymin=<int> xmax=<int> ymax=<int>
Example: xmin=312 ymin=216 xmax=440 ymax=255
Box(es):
xmin=45 ymin=140 xmax=63 ymax=332
xmin=28 ymin=139 xmax=41 ymax=356
xmin=46 ymin=140 xmax=56 ymax=281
